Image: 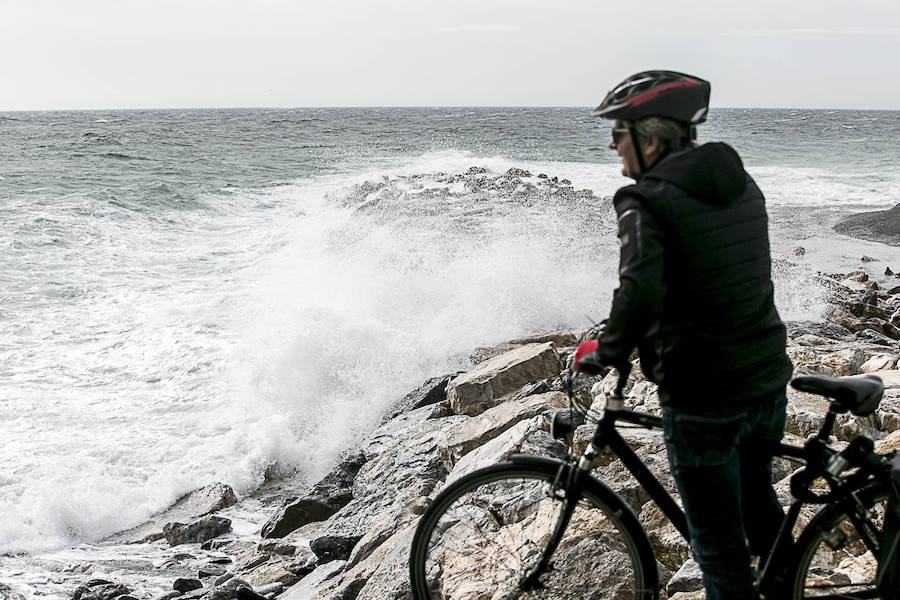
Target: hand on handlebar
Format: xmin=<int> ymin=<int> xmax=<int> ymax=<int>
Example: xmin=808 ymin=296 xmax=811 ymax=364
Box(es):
xmin=573 ymin=340 xmax=632 ymax=397
xmin=573 ymin=340 xmax=605 ymax=376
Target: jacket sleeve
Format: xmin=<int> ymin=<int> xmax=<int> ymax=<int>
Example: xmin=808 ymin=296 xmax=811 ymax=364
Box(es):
xmin=596 ymin=190 xmax=666 ymax=369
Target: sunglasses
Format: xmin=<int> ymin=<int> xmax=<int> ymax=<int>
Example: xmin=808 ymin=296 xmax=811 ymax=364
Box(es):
xmin=611 ymin=127 xmax=630 ymax=144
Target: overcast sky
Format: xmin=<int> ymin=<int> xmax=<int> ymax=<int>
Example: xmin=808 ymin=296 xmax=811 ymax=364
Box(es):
xmin=2 ymin=0 xmax=899 ymax=111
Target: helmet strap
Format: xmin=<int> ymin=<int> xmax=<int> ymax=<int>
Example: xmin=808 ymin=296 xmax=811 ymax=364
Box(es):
xmin=627 ymin=123 xmax=647 ymax=177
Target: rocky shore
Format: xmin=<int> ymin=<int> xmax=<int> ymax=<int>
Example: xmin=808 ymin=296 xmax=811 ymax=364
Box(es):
xmin=11 ymin=254 xmax=900 ymax=600
xmin=834 ymin=203 xmax=900 ymax=247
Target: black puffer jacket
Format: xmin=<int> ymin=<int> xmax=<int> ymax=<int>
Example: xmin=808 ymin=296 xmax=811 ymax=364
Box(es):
xmin=596 ymin=142 xmax=792 ymax=410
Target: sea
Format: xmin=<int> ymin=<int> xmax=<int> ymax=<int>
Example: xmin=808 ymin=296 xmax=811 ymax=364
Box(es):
xmin=1 ymin=107 xmax=899 ymax=597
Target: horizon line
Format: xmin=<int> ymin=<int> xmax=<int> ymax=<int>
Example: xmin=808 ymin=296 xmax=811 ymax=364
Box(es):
xmin=3 ymin=104 xmax=899 ymax=114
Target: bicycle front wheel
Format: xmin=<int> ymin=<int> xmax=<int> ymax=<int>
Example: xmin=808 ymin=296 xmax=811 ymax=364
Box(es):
xmin=409 ymin=460 xmax=658 ymax=600
xmin=788 ymin=482 xmax=887 ymax=599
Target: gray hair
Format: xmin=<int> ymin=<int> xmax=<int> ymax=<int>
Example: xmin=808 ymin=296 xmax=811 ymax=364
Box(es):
xmin=632 ymin=117 xmax=697 ymax=152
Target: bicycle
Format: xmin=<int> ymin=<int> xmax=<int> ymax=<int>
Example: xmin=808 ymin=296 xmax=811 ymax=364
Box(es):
xmin=409 ymin=364 xmax=890 ymax=599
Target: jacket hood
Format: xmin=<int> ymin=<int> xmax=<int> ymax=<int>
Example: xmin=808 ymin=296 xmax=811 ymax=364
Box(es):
xmin=643 ymin=142 xmax=747 ymax=205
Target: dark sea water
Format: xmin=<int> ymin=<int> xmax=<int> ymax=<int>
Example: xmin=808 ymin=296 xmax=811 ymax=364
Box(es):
xmin=1 ymin=108 xmax=899 ymax=594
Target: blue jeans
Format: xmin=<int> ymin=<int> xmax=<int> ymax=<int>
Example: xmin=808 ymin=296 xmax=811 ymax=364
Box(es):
xmin=663 ymin=393 xmax=787 ymax=600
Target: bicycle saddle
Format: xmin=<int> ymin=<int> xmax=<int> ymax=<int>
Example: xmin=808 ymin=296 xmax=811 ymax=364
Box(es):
xmin=790 ymin=374 xmax=884 ymax=416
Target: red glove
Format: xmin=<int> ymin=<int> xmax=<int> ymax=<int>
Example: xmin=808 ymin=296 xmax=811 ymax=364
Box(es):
xmin=573 ymin=340 xmax=605 ymax=375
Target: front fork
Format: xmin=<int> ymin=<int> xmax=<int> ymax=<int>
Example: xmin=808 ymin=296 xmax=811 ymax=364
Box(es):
xmin=519 ymin=444 xmax=602 ymax=590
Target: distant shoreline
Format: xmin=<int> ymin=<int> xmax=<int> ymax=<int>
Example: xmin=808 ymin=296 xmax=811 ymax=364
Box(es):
xmin=834 ymin=203 xmax=900 ymax=247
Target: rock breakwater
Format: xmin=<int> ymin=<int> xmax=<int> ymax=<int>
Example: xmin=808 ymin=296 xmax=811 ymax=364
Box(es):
xmin=22 ymin=245 xmax=900 ymax=599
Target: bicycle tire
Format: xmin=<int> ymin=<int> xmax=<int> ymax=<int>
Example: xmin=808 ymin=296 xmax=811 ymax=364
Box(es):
xmin=787 ymin=481 xmax=888 ymax=599
xmin=409 ymin=459 xmax=659 ymax=600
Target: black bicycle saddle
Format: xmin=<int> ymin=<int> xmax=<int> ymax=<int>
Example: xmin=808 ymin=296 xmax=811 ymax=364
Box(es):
xmin=790 ymin=374 xmax=884 ymax=416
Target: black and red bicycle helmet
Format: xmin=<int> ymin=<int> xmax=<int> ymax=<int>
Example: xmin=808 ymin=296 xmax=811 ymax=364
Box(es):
xmin=592 ymin=70 xmax=711 ymax=126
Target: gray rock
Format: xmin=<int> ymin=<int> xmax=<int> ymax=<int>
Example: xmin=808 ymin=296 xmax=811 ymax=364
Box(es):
xmin=254 ymin=582 xmax=284 ymax=597
xmin=199 ymin=563 xmax=228 ymax=578
xmin=505 ymin=167 xmax=531 ymax=177
xmin=301 ymin=405 xmax=464 ymax=565
xmin=163 ymin=516 xmax=232 ymax=546
xmin=309 ymin=534 xmax=359 ymax=564
xmin=667 ymin=558 xmax=705 ymax=593
xmin=380 ymin=373 xmax=458 ymax=424
xmin=437 ymin=391 xmax=568 ymax=469
xmin=72 ymin=581 xmax=131 ymax=600
xmin=786 ymin=320 xmax=853 ymax=343
xmin=0 ymin=584 xmax=26 ymax=600
xmin=261 ymin=451 xmax=365 ymax=539
xmin=447 ymin=342 xmax=562 ymax=416
xmin=442 ymin=417 xmax=548 ymax=483
xmin=174 ymin=578 xmax=204 ymax=593
xmin=104 ymin=483 xmax=239 ymax=544
xmin=278 ymin=561 xmax=347 ymax=600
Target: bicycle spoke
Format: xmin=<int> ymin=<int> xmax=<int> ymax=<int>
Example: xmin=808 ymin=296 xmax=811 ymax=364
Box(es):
xmin=790 ymin=486 xmax=887 ymax=600
xmin=411 ymin=465 xmax=654 ymax=600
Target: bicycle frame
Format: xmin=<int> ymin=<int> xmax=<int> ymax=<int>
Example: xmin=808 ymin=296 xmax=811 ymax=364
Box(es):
xmin=529 ymin=389 xmax=886 ymax=597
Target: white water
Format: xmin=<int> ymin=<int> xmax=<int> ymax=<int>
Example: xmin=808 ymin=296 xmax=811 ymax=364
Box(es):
xmin=1 ymin=149 xmax=895 ymax=559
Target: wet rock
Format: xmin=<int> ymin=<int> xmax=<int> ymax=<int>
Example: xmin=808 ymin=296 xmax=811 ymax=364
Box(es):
xmin=345 ymin=497 xmax=426 ymax=569
xmin=199 ymin=563 xmax=228 ymax=578
xmin=507 ymin=329 xmax=580 ymax=348
xmin=465 ymin=166 xmax=489 ymax=174
xmin=309 ymin=533 xmax=359 ymax=564
xmin=890 ymin=307 xmax=900 ymax=327
xmin=201 ymin=539 xmax=255 ymax=554
xmin=174 ymin=578 xmax=204 ymax=593
xmin=380 ymin=373 xmax=458 ymax=424
xmin=781 ymin=246 xmax=807 ymax=259
xmin=505 ymin=167 xmax=531 ymax=177
xmin=261 ymin=451 xmax=365 ymax=539
xmin=163 ymin=516 xmax=232 ymax=546
xmin=856 ymin=329 xmax=899 ymax=346
xmin=254 ymin=582 xmax=284 ymax=598
xmin=0 ymin=584 xmax=26 ymax=600
xmin=447 ymin=342 xmax=562 ymax=416
xmin=256 ymin=539 xmax=297 ymax=556
xmin=786 ymin=320 xmax=853 ymax=343
xmin=105 ymin=484 xmax=239 ymax=544
xmin=71 ymin=580 xmax=131 ymax=600
xmin=278 ymin=561 xmax=347 ymax=600
xmin=303 ymin=405 xmax=464 ymax=564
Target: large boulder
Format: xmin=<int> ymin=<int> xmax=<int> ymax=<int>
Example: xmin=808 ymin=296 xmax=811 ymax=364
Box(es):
xmin=279 ymin=523 xmax=417 ymax=600
xmin=441 ymin=417 xmax=563 ymax=484
xmin=447 ymin=342 xmax=562 ymax=416
xmin=437 ymin=391 xmax=568 ymax=469
xmin=163 ymin=516 xmax=232 ymax=546
xmin=261 ymin=451 xmax=366 ymax=539
xmin=380 ymin=373 xmax=459 ymax=424
xmin=104 ymin=483 xmax=238 ymax=544
xmin=72 ymin=580 xmax=131 ymax=600
xmin=301 ymin=405 xmax=467 ymax=563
